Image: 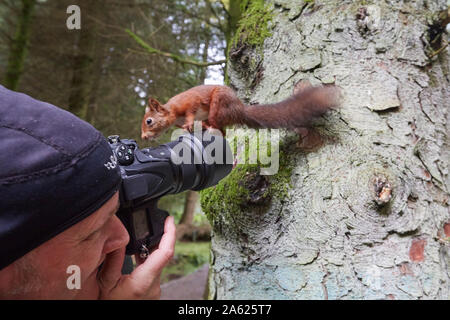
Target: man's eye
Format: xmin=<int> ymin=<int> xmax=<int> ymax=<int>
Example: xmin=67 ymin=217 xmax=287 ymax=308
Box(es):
xmin=83 ymin=230 xmax=99 ymax=242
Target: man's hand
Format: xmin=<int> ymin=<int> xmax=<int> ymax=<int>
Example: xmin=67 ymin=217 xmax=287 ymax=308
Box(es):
xmin=98 ymin=216 xmax=175 ymax=299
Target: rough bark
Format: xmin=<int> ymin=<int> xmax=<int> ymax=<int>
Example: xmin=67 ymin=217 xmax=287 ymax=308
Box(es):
xmin=207 ymin=0 xmax=449 ymax=300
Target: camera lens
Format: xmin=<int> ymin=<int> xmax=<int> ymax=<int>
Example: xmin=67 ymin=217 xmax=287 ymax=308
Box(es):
xmin=118 ymin=131 xmax=233 ymax=206
xmin=164 ymin=131 xmax=233 ymax=193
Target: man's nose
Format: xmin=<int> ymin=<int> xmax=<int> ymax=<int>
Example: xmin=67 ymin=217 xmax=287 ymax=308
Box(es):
xmin=104 ymin=215 xmax=130 ymax=254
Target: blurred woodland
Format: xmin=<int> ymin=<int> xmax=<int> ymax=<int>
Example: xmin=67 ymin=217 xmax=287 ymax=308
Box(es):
xmin=0 ymin=0 xmax=231 ymax=141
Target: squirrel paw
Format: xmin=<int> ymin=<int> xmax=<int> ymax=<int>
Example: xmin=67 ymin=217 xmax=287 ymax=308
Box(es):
xmin=201 ymin=122 xmax=212 ymax=131
xmin=182 ymin=123 xmax=194 ymax=132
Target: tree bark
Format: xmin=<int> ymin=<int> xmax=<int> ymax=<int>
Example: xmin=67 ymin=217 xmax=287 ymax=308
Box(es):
xmin=3 ymin=0 xmax=35 ymax=90
xmin=206 ymin=0 xmax=449 ymax=300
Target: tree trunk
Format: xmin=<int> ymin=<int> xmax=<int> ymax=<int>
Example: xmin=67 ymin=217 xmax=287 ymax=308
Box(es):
xmin=67 ymin=0 xmax=98 ymax=120
xmin=204 ymin=0 xmax=449 ymax=300
xmin=3 ymin=0 xmax=35 ymax=90
xmin=223 ymin=0 xmax=241 ymax=84
xmin=179 ymin=191 xmax=199 ymax=225
xmin=199 ymin=27 xmax=211 ymax=83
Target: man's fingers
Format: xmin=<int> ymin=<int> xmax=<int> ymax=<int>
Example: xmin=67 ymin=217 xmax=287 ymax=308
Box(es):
xmin=97 ymin=246 xmax=126 ymax=291
xmin=100 ymin=217 xmax=175 ymax=299
xmin=131 ymin=216 xmax=176 ymax=283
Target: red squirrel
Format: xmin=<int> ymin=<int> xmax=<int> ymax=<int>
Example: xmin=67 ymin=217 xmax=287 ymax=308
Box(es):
xmin=141 ymin=83 xmax=341 ymax=140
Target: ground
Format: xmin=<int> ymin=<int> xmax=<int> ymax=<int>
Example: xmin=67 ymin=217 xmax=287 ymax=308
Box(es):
xmin=161 ymin=264 xmax=209 ymax=300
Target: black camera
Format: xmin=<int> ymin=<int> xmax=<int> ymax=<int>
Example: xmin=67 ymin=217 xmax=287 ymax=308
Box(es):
xmin=107 ymin=131 xmax=232 ymax=258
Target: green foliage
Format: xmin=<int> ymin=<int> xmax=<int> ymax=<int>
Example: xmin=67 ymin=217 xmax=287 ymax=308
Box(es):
xmin=158 ymin=190 xmax=208 ymax=225
xmin=193 ymin=211 xmax=210 ymax=226
xmin=161 ymin=241 xmax=210 ymax=283
xmin=231 ymin=0 xmax=273 ymax=48
xmin=158 ymin=192 xmax=187 ymax=223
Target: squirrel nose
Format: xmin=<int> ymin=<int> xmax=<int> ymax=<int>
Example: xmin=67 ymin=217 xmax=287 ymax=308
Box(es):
xmin=141 ymin=133 xmax=148 ymax=140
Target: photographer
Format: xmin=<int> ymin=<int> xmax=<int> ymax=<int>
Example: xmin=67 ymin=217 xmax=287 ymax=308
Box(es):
xmin=0 ymin=85 xmax=176 ymax=299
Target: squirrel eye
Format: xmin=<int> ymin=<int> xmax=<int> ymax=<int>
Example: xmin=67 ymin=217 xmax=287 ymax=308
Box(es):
xmin=146 ymin=118 xmax=153 ymax=125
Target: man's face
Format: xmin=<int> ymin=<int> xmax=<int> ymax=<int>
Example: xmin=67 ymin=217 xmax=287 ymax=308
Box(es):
xmin=1 ymin=192 xmax=129 ymax=299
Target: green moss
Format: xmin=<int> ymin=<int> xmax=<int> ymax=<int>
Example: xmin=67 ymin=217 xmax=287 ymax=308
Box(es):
xmin=200 ymin=139 xmax=295 ymax=230
xmin=270 ymin=148 xmax=294 ymax=199
xmin=200 ymin=163 xmax=259 ymax=221
xmin=231 ymin=0 xmax=274 ymax=49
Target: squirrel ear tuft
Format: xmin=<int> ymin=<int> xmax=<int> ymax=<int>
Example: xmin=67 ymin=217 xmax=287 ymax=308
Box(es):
xmin=148 ymin=97 xmax=162 ymax=112
xmin=145 ymin=106 xmax=150 ymax=113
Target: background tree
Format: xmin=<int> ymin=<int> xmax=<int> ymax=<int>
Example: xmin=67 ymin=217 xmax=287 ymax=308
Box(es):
xmin=202 ymin=0 xmax=449 ymax=299
xmin=2 ymin=0 xmax=35 ymax=90
xmin=126 ymin=0 xmax=243 ymax=84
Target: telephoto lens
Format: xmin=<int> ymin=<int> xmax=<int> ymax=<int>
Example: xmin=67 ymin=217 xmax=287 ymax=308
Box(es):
xmin=115 ymin=131 xmax=233 ymax=206
xmin=108 ymin=130 xmax=233 ymax=256
xmin=163 ymin=131 xmax=234 ymax=191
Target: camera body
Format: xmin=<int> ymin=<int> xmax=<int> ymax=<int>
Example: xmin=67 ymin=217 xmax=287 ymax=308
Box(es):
xmin=107 ymin=132 xmax=232 ymax=258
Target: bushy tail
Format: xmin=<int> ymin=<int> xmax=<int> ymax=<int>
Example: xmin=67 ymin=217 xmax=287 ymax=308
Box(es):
xmin=241 ymin=85 xmax=341 ymax=129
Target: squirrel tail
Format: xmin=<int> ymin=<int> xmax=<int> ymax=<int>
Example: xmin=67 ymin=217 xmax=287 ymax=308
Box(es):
xmin=240 ymin=85 xmax=341 ymax=129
